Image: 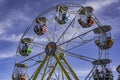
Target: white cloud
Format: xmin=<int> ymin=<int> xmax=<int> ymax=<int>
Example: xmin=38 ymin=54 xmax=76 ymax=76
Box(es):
xmin=118 ymin=6 xmax=120 ymax=10
xmin=101 ymin=17 xmax=120 ymax=35
xmin=0 ymin=11 xmax=30 ymax=36
xmin=0 ymin=34 xmax=22 ymax=42
xmin=76 ymin=69 xmax=90 ymax=77
xmin=0 ymin=51 xmax=15 ymax=59
xmin=0 ymin=0 xmax=6 ymax=4
xmin=0 ymin=19 xmax=13 ymax=36
xmin=84 ymin=0 xmax=119 ymax=11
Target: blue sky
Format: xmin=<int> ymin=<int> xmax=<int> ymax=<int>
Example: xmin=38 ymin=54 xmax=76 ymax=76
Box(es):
xmin=0 ymin=0 xmax=120 ymax=80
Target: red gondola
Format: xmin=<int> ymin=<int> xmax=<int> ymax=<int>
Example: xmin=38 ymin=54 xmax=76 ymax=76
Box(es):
xmin=78 ymin=16 xmax=94 ymax=28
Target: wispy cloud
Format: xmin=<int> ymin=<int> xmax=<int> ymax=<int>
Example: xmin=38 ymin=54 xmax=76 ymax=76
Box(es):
xmin=118 ymin=6 xmax=120 ymax=10
xmin=0 ymin=51 xmax=15 ymax=59
xmin=0 ymin=19 xmax=13 ymax=36
xmin=76 ymin=69 xmax=90 ymax=77
xmin=0 ymin=11 xmax=30 ymax=36
xmin=101 ymin=16 xmax=120 ymax=35
xmin=0 ymin=34 xmax=22 ymax=42
xmin=84 ymin=0 xmax=119 ymax=11
xmin=0 ymin=0 xmax=6 ymax=4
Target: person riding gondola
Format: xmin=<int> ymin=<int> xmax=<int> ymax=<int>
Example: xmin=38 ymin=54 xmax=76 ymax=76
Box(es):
xmin=105 ymin=68 xmax=114 ymax=80
xmin=34 ymin=17 xmax=48 ymax=35
xmin=93 ymin=69 xmax=101 ymax=80
xmin=55 ymin=5 xmax=70 ymax=24
xmin=78 ymin=15 xmax=94 ymax=28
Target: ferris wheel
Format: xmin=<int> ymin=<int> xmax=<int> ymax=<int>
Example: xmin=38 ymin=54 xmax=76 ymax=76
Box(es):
xmin=12 ymin=3 xmax=114 ymax=80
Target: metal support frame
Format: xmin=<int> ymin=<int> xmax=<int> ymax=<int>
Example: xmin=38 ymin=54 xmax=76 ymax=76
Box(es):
xmin=31 ymin=53 xmax=80 ymax=80
xmin=47 ymin=62 xmax=58 ymax=80
xmin=54 ymin=54 xmax=72 ymax=80
xmin=61 ymin=54 xmax=79 ymax=80
xmin=32 ymin=55 xmax=48 ymax=80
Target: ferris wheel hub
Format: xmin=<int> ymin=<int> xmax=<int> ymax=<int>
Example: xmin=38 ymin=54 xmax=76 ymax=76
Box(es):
xmin=45 ymin=42 xmax=57 ymax=56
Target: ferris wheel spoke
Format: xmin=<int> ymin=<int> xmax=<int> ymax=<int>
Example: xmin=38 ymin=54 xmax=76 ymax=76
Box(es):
xmin=62 ymin=50 xmax=96 ymax=62
xmin=58 ymin=29 xmax=94 ymax=46
xmin=45 ymin=32 xmax=53 ymax=42
xmin=45 ymin=61 xmax=56 ymax=77
xmin=28 ymin=62 xmax=40 ymax=68
xmin=47 ymin=62 xmax=58 ymax=79
xmin=54 ymin=70 xmax=59 ymax=79
xmin=57 ymin=69 xmax=61 ymax=80
xmin=32 ymin=42 xmax=46 ymax=48
xmin=85 ymin=65 xmax=98 ymax=80
xmin=66 ymin=39 xmax=94 ymax=51
xmin=56 ymin=14 xmax=77 ymax=44
xmin=19 ymin=51 xmax=45 ymax=64
xmin=62 ymin=30 xmax=87 ymax=50
xmin=91 ymin=13 xmax=102 ymax=26
xmin=41 ymin=56 xmax=50 ymax=80
xmin=53 ymin=22 xmax=58 ymax=42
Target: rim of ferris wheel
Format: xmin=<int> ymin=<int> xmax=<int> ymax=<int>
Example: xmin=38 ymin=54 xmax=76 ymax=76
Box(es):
xmin=93 ymin=25 xmax=112 ymax=34
xmin=45 ymin=42 xmax=57 ymax=55
xmin=95 ymin=37 xmax=114 ymax=50
xmin=92 ymin=59 xmax=112 ymax=65
xmin=78 ymin=16 xmax=94 ymax=28
xmin=79 ymin=6 xmax=94 ymax=15
xmin=117 ymin=65 xmax=120 ymax=73
xmin=15 ymin=63 xmax=28 ymax=68
xmin=22 ymin=38 xmax=32 ymax=43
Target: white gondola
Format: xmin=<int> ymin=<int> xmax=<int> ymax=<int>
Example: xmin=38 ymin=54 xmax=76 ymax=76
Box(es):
xmin=34 ymin=17 xmax=48 ymax=35
xmin=93 ymin=25 xmax=114 ymax=50
xmin=55 ymin=5 xmax=70 ymax=24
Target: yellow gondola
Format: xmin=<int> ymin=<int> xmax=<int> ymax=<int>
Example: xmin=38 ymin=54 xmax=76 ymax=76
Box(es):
xmin=12 ymin=64 xmax=28 ymax=80
xmin=12 ymin=75 xmax=27 ymax=80
xmin=95 ymin=37 xmax=114 ymax=50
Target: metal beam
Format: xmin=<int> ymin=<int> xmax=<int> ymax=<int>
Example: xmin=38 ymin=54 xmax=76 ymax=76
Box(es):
xmin=47 ymin=62 xmax=58 ymax=80
xmin=61 ymin=55 xmax=79 ymax=80
xmin=32 ymin=55 xmax=48 ymax=80
xmin=41 ymin=56 xmax=50 ymax=80
xmin=63 ymin=50 xmax=96 ymax=62
xmin=54 ymin=54 xmax=72 ymax=80
xmin=58 ymin=28 xmax=94 ymax=46
xmin=19 ymin=51 xmax=44 ymax=63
